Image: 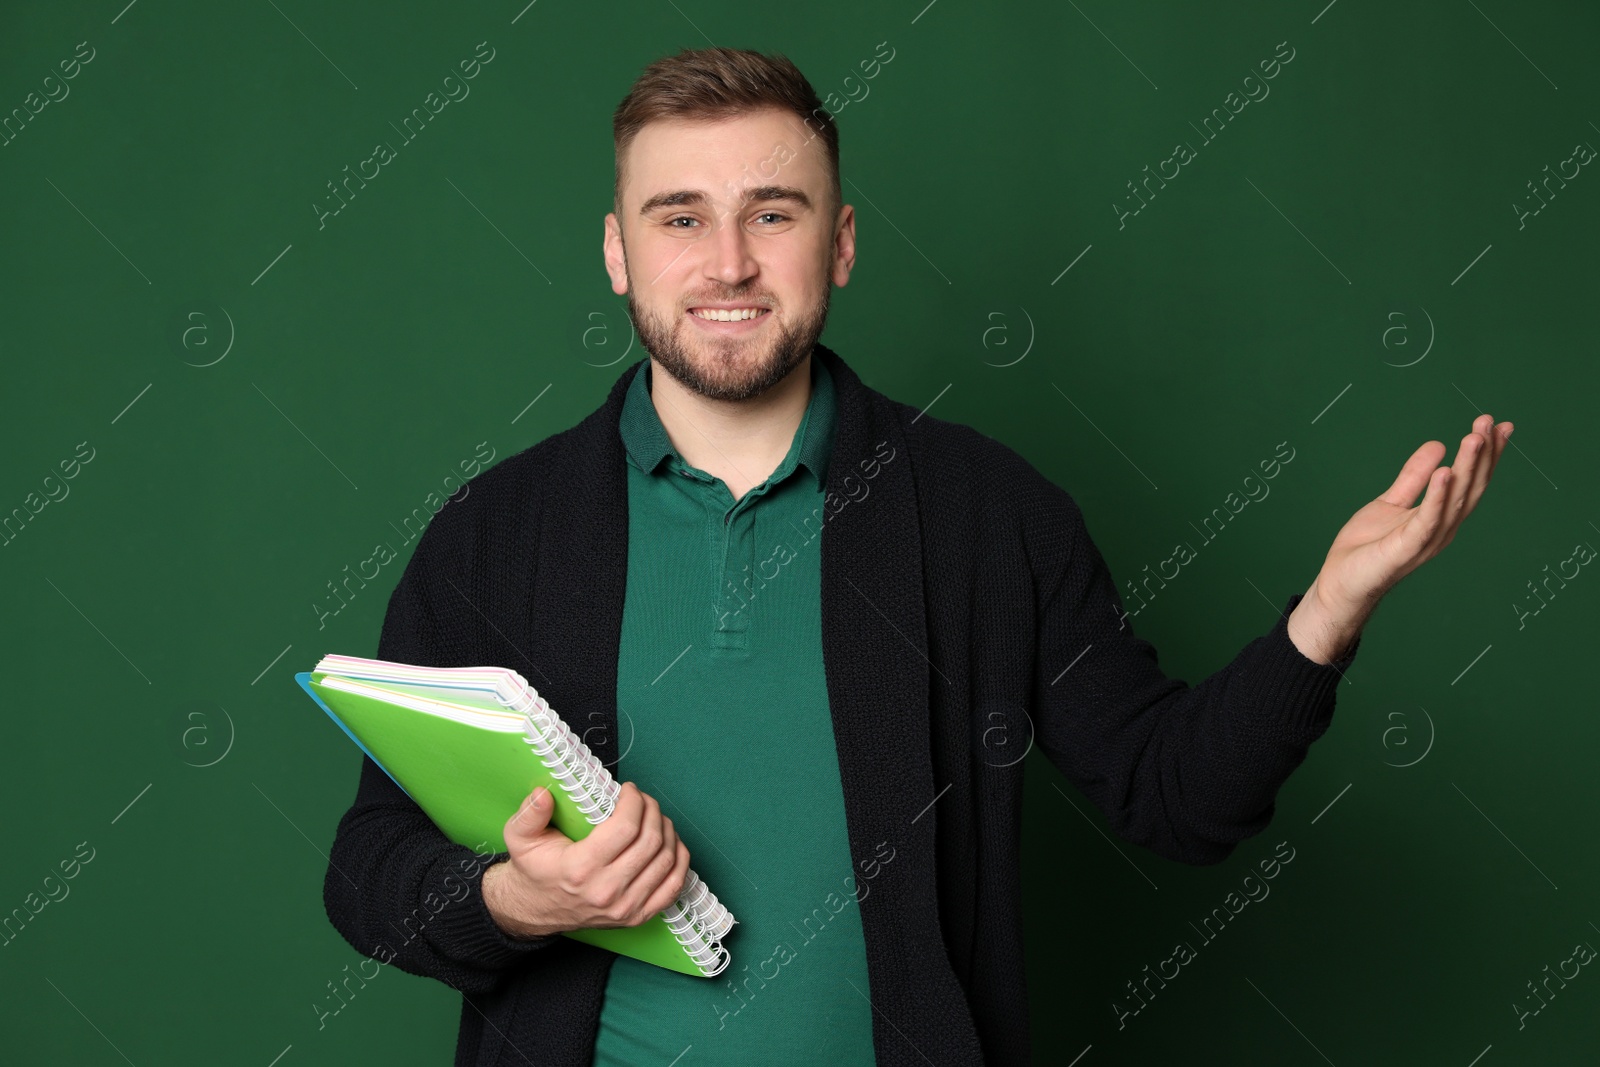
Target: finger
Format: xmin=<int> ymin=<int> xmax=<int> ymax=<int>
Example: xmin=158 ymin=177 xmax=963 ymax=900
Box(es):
xmin=1434 ymin=420 xmax=1485 ymax=551
xmin=604 ymin=790 xmax=669 ymax=893
xmin=1445 ymin=417 xmax=1514 ymax=551
xmin=1440 ymin=418 xmax=1485 ymax=534
xmin=622 ymin=838 xmax=689 ymax=924
xmin=659 ymin=815 xmax=679 ymax=861
xmin=1379 ymin=440 xmax=1448 ymax=508
xmin=633 ymin=833 xmax=685 ymax=908
xmin=1462 ymin=414 xmax=1495 ymax=499
xmin=1484 ymin=419 xmax=1512 ymax=484
xmin=651 ymin=816 xmax=682 ymax=891
xmin=1458 ymin=415 xmax=1504 ymax=519
xmin=635 ymin=841 xmax=692 ymax=922
xmin=1414 ymin=464 xmax=1453 ymax=553
xmin=579 ymin=781 xmax=645 ymax=867
xmin=1440 ymin=423 xmax=1488 ymax=534
xmin=505 ymin=786 xmax=554 ymax=844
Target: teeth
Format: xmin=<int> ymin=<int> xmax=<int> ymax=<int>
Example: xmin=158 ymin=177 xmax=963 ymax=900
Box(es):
xmin=690 ymin=307 xmax=768 ymax=322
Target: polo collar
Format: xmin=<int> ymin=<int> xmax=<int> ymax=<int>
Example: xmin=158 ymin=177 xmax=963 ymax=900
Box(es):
xmin=618 ymin=352 xmax=836 ymax=490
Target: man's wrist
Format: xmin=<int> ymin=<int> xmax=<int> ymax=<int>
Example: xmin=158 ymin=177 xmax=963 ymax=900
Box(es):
xmin=1287 ymin=581 xmax=1367 ymax=666
xmin=481 ymin=859 xmax=567 ymax=940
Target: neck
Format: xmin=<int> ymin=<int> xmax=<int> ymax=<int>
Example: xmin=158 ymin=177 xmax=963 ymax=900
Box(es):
xmin=648 ymin=353 xmax=813 ymax=501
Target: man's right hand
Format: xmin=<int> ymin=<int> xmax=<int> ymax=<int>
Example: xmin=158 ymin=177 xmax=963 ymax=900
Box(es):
xmin=480 ymin=781 xmax=692 ymax=940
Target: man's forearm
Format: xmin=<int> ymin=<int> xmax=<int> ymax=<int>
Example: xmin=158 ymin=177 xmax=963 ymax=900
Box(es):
xmin=323 ymin=758 xmax=558 ymax=992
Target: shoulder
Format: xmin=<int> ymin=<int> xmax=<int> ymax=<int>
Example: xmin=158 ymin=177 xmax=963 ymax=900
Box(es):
xmin=874 ymin=393 xmax=1091 ymax=572
xmin=405 ymin=404 xmax=606 ymax=570
xmin=423 ymin=437 xmax=548 ymax=535
xmin=885 ymin=387 xmax=1075 ymax=495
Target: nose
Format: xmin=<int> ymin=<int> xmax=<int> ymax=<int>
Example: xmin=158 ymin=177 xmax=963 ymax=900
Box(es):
xmin=701 ymin=208 xmax=759 ymax=288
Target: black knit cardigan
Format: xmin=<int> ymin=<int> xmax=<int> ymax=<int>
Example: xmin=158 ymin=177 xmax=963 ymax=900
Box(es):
xmin=322 ymin=342 xmax=1357 ymax=1066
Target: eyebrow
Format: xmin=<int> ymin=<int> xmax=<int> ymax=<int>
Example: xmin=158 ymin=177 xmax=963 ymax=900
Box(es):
xmin=637 ymin=184 xmax=813 ymax=216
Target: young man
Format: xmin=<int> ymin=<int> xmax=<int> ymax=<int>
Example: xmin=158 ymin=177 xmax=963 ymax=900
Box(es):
xmin=323 ymin=46 xmax=1511 ymax=1067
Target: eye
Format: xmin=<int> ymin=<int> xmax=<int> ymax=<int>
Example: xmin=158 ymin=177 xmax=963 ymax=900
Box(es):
xmin=664 ymin=211 xmax=788 ymax=230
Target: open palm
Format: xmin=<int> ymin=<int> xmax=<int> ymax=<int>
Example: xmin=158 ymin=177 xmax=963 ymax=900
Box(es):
xmin=1313 ymin=414 xmax=1514 ymax=616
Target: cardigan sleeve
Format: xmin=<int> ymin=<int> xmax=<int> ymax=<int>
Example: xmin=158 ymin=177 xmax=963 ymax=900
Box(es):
xmin=321 ymin=503 xmax=560 ymax=996
xmin=1025 ymin=476 xmax=1360 ymax=866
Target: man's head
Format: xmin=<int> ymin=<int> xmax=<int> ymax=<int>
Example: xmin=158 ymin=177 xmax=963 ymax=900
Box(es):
xmin=603 ymin=48 xmax=856 ymax=403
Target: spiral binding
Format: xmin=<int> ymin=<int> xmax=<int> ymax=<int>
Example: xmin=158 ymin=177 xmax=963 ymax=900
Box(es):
xmin=493 ymin=672 xmax=736 ymax=977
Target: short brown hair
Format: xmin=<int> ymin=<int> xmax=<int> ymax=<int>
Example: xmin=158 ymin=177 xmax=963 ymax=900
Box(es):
xmin=612 ymin=47 xmax=840 ymax=220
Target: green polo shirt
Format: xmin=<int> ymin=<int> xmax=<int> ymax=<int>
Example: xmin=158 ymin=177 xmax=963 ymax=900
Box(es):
xmin=592 ymin=354 xmax=876 ymax=1066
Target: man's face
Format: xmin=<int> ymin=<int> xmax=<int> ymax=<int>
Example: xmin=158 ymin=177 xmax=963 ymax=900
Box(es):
xmin=603 ymin=107 xmax=855 ymax=403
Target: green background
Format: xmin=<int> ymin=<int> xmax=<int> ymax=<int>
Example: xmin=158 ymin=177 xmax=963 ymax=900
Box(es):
xmin=2 ymin=1 xmax=1596 ymax=1063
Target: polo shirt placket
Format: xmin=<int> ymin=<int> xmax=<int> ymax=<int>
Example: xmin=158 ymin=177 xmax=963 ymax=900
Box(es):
xmin=594 ymin=353 xmax=876 ymax=1067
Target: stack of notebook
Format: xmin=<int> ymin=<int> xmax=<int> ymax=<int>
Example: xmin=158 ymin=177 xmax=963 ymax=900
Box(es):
xmin=296 ymin=654 xmax=735 ymax=978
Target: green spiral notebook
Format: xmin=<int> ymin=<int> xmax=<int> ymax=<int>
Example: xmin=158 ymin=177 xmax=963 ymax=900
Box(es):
xmin=296 ymin=653 xmax=734 ymax=978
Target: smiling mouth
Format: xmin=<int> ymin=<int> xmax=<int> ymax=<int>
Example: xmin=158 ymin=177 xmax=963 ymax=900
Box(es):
xmin=687 ymin=307 xmax=772 ymax=322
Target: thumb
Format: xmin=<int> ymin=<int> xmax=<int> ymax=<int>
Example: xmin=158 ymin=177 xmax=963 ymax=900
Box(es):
xmin=508 ymin=786 xmax=553 ymax=840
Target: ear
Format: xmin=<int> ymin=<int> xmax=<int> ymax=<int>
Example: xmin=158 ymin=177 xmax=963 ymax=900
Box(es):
xmin=831 ymin=202 xmax=857 ymax=288
xmin=603 ymin=212 xmax=629 ymax=295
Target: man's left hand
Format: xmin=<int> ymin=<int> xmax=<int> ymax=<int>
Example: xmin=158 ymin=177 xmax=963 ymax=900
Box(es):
xmin=1287 ymin=413 xmax=1514 ymax=665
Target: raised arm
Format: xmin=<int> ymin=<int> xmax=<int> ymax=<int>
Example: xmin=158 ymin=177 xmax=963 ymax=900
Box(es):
xmin=1027 ymin=478 xmax=1358 ymax=866
xmin=1029 ymin=412 xmax=1512 ymax=863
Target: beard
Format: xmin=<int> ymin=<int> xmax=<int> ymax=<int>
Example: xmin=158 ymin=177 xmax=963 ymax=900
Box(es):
xmin=624 ymin=269 xmax=832 ymax=403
